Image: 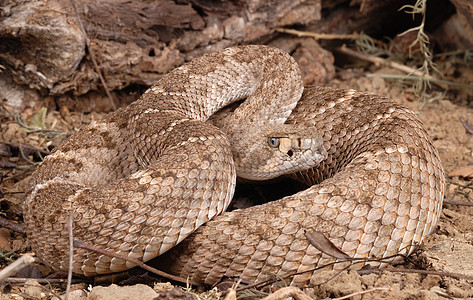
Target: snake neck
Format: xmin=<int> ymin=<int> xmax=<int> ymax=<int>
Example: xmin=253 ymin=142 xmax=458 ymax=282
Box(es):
xmin=288 ymin=86 xmax=438 ymax=186
xmin=134 ymin=45 xmax=303 ymax=123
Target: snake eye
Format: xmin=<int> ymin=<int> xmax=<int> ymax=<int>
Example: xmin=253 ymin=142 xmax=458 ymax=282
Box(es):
xmin=268 ymin=137 xmax=280 ymax=148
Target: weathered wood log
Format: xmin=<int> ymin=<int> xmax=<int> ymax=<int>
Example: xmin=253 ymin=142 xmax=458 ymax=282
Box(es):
xmin=0 ymin=0 xmax=321 ymax=99
xmin=1 ymin=0 xmax=454 ymax=113
xmin=450 ymin=0 xmax=473 ymax=31
xmin=436 ymin=0 xmax=473 ymax=50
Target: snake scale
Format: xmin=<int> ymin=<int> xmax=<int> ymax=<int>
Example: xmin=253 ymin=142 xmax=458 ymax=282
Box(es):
xmin=24 ymin=45 xmax=445 ymax=287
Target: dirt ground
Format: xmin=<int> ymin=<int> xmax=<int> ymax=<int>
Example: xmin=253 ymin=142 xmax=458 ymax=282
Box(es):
xmin=1 ymin=51 xmax=473 ymax=299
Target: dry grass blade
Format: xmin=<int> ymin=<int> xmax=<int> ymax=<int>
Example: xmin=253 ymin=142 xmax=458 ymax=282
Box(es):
xmin=304 ymin=230 xmax=351 ymax=260
xmin=65 ymin=213 xmax=74 ymax=300
xmin=275 ymin=28 xmax=359 ymax=40
xmin=459 ymin=118 xmax=473 ymax=136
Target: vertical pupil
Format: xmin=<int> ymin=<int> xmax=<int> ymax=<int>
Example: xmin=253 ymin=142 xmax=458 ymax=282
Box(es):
xmin=268 ymin=137 xmax=279 ymax=147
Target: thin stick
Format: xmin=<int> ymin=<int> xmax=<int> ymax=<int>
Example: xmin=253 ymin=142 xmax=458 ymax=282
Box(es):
xmin=3 ymin=277 xmax=90 ymax=284
xmin=0 ymin=216 xmax=26 ymax=234
xmin=332 ymin=287 xmax=392 ymax=300
xmin=336 ymin=45 xmax=449 ymax=90
xmin=69 ymin=0 xmax=116 ymax=111
xmin=365 ymin=73 xmax=473 ymax=90
xmin=18 ymin=142 xmax=37 ymax=165
xmin=234 ymin=253 xmax=404 ymax=293
xmin=386 ymin=267 xmax=473 ymax=281
xmin=65 ymin=213 xmax=74 ymax=300
xmin=261 ymin=286 xmax=313 ymax=300
xmin=73 ymin=238 xmax=201 ymax=286
xmin=275 ymin=28 xmax=359 ymax=40
xmin=0 ymin=254 xmax=36 ymax=282
xmin=443 ymin=198 xmax=473 ymax=206
xmin=2 ymin=164 xmax=37 ymax=183
xmin=235 ymin=247 xmax=473 ymax=293
xmin=358 ymin=266 xmax=473 ymax=281
xmin=0 ymin=141 xmax=50 ymax=158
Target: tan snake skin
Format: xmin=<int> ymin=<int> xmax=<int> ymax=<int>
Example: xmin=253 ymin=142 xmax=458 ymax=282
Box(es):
xmin=24 ymin=45 xmax=445 ymax=287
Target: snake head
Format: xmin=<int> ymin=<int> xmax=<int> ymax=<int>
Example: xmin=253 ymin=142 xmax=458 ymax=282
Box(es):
xmin=228 ymin=124 xmax=327 ymax=180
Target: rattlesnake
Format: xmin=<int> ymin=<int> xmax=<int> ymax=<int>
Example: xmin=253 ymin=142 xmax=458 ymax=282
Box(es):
xmin=24 ymin=45 xmax=445 ymax=287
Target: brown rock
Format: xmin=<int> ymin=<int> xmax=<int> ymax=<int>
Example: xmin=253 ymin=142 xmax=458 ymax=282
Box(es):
xmin=88 ymin=284 xmax=158 ymax=300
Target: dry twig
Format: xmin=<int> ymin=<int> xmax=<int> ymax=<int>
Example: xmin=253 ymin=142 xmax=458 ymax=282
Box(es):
xmin=233 ymin=241 xmax=473 ymax=294
xmin=0 ymin=254 xmax=35 ymax=282
xmin=73 ymin=238 xmax=201 ymax=286
xmin=0 ymin=217 xmax=26 ymax=234
xmin=0 ymin=142 xmax=49 ymax=158
xmin=232 ymin=252 xmax=404 ymax=293
xmin=358 ymin=266 xmax=473 ymax=281
xmin=336 ymin=45 xmax=448 ymax=90
xmin=364 ymin=74 xmax=473 ymax=91
xmin=275 ymin=28 xmax=359 ymax=40
xmin=69 ymin=0 xmax=116 ymax=110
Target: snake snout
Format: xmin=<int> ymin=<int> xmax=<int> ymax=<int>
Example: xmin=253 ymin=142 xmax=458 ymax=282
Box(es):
xmin=285 ymin=134 xmax=326 ymax=169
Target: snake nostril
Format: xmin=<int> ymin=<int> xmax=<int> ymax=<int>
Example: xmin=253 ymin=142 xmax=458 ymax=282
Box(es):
xmin=287 ymin=149 xmax=294 ymax=157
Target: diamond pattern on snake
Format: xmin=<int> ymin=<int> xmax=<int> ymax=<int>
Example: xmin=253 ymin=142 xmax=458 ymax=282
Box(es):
xmin=24 ymin=45 xmax=445 ymax=286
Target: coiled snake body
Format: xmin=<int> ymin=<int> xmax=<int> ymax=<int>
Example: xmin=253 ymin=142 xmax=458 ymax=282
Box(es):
xmin=24 ymin=45 xmax=445 ymax=286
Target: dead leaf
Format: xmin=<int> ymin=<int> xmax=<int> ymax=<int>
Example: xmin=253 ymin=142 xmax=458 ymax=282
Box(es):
xmin=0 ymin=143 xmax=12 ymax=157
xmin=304 ymin=230 xmax=351 ymax=260
xmin=27 ymin=107 xmax=47 ymax=130
xmin=459 ymin=117 xmax=473 ymax=136
xmin=448 ymin=165 xmax=473 ymax=178
xmin=448 ymin=184 xmax=458 ymax=196
xmin=0 ymin=161 xmax=16 ymax=168
xmin=0 ymin=228 xmax=12 ymax=252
